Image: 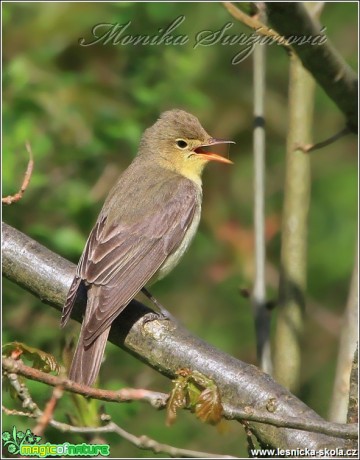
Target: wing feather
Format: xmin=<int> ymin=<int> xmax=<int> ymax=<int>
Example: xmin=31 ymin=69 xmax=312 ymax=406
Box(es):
xmin=62 ymin=175 xmax=200 ymax=346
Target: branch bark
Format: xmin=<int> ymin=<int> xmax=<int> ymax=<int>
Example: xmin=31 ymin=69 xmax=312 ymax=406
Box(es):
xmin=265 ymin=2 xmax=358 ymax=133
xmin=2 ymin=222 xmax=354 ymax=450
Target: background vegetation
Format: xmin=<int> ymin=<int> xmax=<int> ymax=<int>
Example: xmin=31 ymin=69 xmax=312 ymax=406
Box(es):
xmin=2 ymin=2 xmax=357 ymax=457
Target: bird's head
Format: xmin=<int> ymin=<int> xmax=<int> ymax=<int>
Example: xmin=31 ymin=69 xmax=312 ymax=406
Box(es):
xmin=139 ymin=109 xmax=235 ymax=183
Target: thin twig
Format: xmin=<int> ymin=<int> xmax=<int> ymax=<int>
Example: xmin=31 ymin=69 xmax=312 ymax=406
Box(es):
xmin=4 ymin=360 xmax=236 ymax=457
xmin=51 ymin=419 xmax=238 ymax=459
xmin=225 ymin=407 xmax=358 ymax=440
xmin=2 ymin=142 xmax=34 ymax=205
xmin=225 ymin=2 xmax=357 ymax=132
xmin=223 ymin=2 xmax=290 ymax=47
xmin=295 ymin=126 xmax=351 ymax=153
xmin=2 ymin=406 xmax=37 ymax=418
xmin=4 ymin=359 xmax=235 ymax=458
xmin=5 ymin=371 xmax=41 ymax=416
xmin=33 ymin=386 xmax=64 ymax=437
xmin=3 ymin=356 xmax=356 ymax=440
xmin=3 ymin=404 xmax=237 ymax=458
xmin=265 ymin=3 xmax=358 ymax=132
xmin=2 ymin=357 xmax=168 ymax=409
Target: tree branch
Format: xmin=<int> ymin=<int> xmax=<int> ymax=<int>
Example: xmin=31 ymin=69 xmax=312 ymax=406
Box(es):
xmin=2 ymin=142 xmax=34 ymax=205
xmin=67 ymin=420 xmax=237 ymax=459
xmin=2 ymin=357 xmax=168 ymax=409
xmin=265 ymin=2 xmax=358 ymax=133
xmin=223 ymin=2 xmax=291 ymax=46
xmin=3 ymin=377 xmax=234 ymax=459
xmin=224 ymin=3 xmax=358 ymax=132
xmin=2 ymin=222 xmax=354 ymax=449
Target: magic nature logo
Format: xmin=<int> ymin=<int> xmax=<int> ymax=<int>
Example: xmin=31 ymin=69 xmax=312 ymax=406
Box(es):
xmin=2 ymin=426 xmax=110 ymax=457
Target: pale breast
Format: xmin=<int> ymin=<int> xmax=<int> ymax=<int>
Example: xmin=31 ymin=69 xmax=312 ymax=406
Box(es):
xmin=156 ymin=203 xmax=201 ymax=281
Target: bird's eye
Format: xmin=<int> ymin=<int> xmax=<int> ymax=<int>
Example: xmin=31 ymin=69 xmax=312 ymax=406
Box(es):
xmin=176 ymin=139 xmax=188 ymax=149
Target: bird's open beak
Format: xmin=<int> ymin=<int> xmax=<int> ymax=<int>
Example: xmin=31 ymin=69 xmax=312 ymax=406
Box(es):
xmin=194 ymin=139 xmax=235 ymax=164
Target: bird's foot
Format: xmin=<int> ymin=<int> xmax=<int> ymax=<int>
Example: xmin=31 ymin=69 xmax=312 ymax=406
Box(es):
xmin=143 ymin=311 xmax=170 ymax=325
xmin=141 ymin=287 xmax=178 ymax=323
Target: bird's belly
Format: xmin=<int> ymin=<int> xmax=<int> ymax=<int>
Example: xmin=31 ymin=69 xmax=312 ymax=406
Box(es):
xmin=156 ymin=206 xmax=201 ymax=281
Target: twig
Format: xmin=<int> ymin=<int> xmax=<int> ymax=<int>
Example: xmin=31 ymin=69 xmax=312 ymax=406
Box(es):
xmin=223 ymin=2 xmax=290 ymax=47
xmin=295 ymin=126 xmax=351 ymax=153
xmin=3 ymin=356 xmax=356 ymax=440
xmin=2 ymin=142 xmax=34 ymax=205
xmin=226 ymin=2 xmax=357 ymax=132
xmin=3 ymin=404 xmax=237 ymax=459
xmin=50 ymin=419 xmax=238 ymax=459
xmin=2 ymin=357 xmax=168 ymax=409
xmin=4 ymin=359 xmax=235 ymax=458
xmin=33 ymin=386 xmax=64 ymax=437
xmin=265 ymin=3 xmax=358 ymax=133
xmin=2 ymin=406 xmax=37 ymax=418
xmin=225 ymin=407 xmax=358 ymax=440
xmin=3 ymin=385 xmax=236 ymax=458
xmin=4 ymin=370 xmax=41 ymax=416
xmin=243 ymin=421 xmax=257 ymax=457
xmin=252 ymin=7 xmax=272 ymax=375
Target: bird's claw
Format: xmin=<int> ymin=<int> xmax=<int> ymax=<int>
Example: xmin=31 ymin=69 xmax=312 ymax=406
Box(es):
xmin=143 ymin=311 xmax=170 ymax=324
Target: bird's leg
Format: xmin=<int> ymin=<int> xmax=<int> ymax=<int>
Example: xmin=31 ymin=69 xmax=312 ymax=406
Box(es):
xmin=141 ymin=287 xmax=178 ymax=323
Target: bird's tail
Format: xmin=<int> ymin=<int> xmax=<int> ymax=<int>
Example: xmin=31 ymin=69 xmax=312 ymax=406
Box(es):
xmin=69 ymin=324 xmax=110 ymax=387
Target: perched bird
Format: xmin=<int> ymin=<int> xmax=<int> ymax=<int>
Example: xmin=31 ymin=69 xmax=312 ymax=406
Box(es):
xmin=61 ymin=109 xmax=234 ymax=386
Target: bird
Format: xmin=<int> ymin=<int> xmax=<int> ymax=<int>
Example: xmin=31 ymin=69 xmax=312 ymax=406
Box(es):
xmin=61 ymin=109 xmax=234 ymax=386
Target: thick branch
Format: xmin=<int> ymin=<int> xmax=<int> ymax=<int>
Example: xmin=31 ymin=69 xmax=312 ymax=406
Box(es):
xmin=2 ymin=222 xmax=353 ymax=450
xmin=265 ymin=2 xmax=358 ymax=133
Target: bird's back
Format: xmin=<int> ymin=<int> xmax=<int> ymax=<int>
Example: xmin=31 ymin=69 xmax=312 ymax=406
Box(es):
xmin=100 ymin=155 xmax=201 ymax=231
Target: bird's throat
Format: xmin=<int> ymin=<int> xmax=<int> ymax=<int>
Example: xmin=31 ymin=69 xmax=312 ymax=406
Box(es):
xmin=156 ymin=156 xmax=205 ymax=187
xmin=177 ymin=160 xmax=205 ymax=186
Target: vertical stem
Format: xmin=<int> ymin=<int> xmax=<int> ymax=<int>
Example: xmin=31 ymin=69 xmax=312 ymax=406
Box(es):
xmin=347 ymin=344 xmax=358 ymax=425
xmin=252 ymin=35 xmax=272 ymax=374
xmin=273 ymin=53 xmax=315 ymax=391
xmin=329 ymin=248 xmax=358 ymax=422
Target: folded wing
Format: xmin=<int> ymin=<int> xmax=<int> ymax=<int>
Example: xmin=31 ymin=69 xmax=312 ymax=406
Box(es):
xmin=61 ymin=176 xmax=199 ymax=347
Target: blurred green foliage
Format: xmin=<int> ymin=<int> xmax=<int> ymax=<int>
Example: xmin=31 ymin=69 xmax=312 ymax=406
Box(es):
xmin=2 ymin=2 xmax=357 ymax=457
